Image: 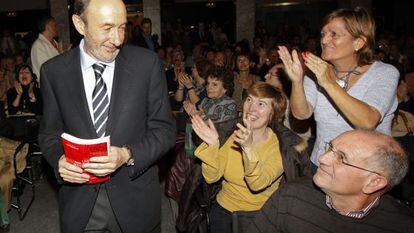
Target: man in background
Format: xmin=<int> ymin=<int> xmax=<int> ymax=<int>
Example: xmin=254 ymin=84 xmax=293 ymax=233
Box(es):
xmin=132 ymin=18 xmax=159 ymax=51
xmin=31 ymin=16 xmax=60 ymax=80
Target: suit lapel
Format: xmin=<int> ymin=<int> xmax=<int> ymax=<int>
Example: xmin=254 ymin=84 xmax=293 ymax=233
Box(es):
xmin=106 ymin=49 xmax=133 ymax=136
xmin=64 ymin=48 xmax=97 ymax=137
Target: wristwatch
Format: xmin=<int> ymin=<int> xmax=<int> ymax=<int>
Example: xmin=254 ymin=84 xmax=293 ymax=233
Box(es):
xmin=123 ymin=145 xmax=134 ymax=166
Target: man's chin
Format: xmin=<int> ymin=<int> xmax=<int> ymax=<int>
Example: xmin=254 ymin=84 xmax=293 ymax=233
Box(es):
xmin=93 ymin=49 xmax=119 ymax=63
xmin=313 ymin=169 xmax=328 ymax=188
xmin=101 ymin=51 xmax=119 ymax=63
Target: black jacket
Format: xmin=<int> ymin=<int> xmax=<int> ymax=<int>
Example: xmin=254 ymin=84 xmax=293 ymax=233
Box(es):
xmin=39 ymin=45 xmax=176 ymax=233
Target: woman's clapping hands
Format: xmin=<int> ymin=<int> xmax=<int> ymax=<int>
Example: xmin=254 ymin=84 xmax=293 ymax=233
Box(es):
xmin=302 ymin=52 xmax=335 ymax=89
xmin=277 ymin=46 xmax=304 ymax=84
xmin=191 ymin=114 xmax=219 ymax=146
xmin=233 ymin=115 xmax=253 ymax=150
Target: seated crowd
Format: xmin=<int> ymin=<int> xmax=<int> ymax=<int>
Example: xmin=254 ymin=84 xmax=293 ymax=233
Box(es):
xmin=0 ymin=5 xmax=413 ymax=233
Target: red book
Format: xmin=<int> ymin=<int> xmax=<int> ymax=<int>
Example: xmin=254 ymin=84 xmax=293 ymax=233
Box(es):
xmin=61 ymin=133 xmax=110 ymax=184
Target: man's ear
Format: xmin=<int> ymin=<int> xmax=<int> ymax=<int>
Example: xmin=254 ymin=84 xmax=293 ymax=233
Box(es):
xmin=362 ymin=175 xmax=388 ymax=194
xmin=72 ymin=15 xmax=86 ymax=36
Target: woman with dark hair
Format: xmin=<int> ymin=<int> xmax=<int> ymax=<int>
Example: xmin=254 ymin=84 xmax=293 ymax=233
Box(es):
xmin=278 ymin=7 xmax=399 ymax=170
xmin=190 ymin=82 xmax=286 ymax=233
xmin=7 ymin=65 xmax=42 ymax=115
xmin=184 ymin=66 xmax=238 ymax=141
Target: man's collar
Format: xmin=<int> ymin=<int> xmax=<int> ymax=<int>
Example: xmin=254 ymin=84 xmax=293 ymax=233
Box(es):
xmin=79 ymin=39 xmax=115 ymax=69
xmin=325 ymin=195 xmax=380 ymax=219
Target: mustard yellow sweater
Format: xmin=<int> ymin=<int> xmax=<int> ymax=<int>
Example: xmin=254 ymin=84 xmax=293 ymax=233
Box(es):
xmin=194 ymin=130 xmax=283 ymax=212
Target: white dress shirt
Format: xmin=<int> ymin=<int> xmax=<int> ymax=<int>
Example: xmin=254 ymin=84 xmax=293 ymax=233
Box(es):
xmin=30 ymin=33 xmax=60 ymax=79
xmin=79 ymin=39 xmax=115 ymax=125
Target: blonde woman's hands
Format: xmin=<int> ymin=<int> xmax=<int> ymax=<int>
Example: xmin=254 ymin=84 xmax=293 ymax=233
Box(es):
xmin=191 ymin=114 xmax=219 ymax=146
xmin=277 ymin=46 xmax=304 ymax=84
xmin=302 ymin=52 xmax=336 ymax=89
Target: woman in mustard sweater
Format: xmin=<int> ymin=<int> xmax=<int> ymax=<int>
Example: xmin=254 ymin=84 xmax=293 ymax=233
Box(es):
xmin=191 ymin=82 xmax=287 ymax=233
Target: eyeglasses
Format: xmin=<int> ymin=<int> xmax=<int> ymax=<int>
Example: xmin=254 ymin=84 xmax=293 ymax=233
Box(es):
xmin=324 ymin=142 xmax=382 ymax=175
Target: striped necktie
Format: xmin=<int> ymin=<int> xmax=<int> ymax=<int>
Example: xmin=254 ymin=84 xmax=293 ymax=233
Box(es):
xmin=92 ymin=63 xmax=109 ymax=137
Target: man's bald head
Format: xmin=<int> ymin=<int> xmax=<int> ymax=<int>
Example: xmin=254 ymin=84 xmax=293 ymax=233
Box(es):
xmin=339 ymin=130 xmax=408 ymax=190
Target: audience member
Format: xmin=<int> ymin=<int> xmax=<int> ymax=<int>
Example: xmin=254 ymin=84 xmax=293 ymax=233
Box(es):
xmin=0 ymin=68 xmax=9 ymax=116
xmin=0 ymin=29 xmax=17 ymax=56
xmin=215 ymin=27 xmax=230 ymax=50
xmin=214 ymin=50 xmax=226 ymax=67
xmin=191 ymin=21 xmax=213 ymax=47
xmin=242 ymin=130 xmax=413 ymax=233
xmin=389 ymin=43 xmax=410 ymax=74
xmin=392 ymin=109 xmax=414 ymax=137
xmin=174 ymin=59 xmax=211 ymax=105
xmin=14 ymin=53 xmax=25 ymax=67
xmin=132 ymin=17 xmax=159 ymax=51
xmin=164 ymin=46 xmax=175 ymax=70
xmin=397 ymin=76 xmax=414 ymax=114
xmin=190 ymin=82 xmax=286 ymax=233
xmin=6 ymin=65 xmax=41 ymax=115
xmin=184 ymin=66 xmax=238 ymax=135
xmin=257 ymin=48 xmax=279 ymax=80
xmin=264 ymin=64 xmax=311 ymax=141
xmin=184 ymin=44 xmax=202 ymax=68
xmin=31 ymin=16 xmax=61 ymax=80
xmin=205 ymin=49 xmax=215 ymax=63
xmin=3 ymin=56 xmax=16 ymax=89
xmin=233 ymin=53 xmax=260 ymax=111
xmin=279 ymin=7 xmax=399 ymax=172
xmin=166 ymin=48 xmax=186 ymax=110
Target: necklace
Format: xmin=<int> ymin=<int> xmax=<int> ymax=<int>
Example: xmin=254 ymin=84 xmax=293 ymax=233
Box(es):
xmin=334 ymin=65 xmax=360 ymax=91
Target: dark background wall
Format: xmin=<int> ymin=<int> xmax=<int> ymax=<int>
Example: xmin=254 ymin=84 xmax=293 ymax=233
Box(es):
xmin=0 ymin=0 xmax=413 ymax=40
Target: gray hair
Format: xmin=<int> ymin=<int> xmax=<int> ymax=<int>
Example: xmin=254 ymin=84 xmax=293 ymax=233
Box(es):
xmin=363 ymin=131 xmax=409 ymax=191
xmin=371 ymin=144 xmax=409 ymax=191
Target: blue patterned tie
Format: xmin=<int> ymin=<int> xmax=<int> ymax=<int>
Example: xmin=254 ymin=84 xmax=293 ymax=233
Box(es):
xmin=92 ymin=63 xmax=109 ymax=137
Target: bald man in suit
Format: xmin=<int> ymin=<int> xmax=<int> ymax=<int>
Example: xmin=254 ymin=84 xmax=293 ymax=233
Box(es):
xmin=38 ymin=0 xmax=176 ymax=232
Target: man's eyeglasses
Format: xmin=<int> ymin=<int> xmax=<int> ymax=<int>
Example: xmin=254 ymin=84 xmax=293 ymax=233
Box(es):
xmin=324 ymin=142 xmax=382 ymax=175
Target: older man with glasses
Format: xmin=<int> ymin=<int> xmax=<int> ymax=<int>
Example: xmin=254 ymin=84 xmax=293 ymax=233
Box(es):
xmin=237 ymin=129 xmax=414 ymax=233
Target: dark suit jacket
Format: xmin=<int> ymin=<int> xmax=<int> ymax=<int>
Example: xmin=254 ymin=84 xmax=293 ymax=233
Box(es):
xmin=38 ymin=45 xmax=176 ymax=233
